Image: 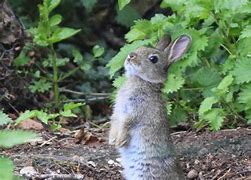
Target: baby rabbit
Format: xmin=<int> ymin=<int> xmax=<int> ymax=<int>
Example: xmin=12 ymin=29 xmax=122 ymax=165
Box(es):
xmin=109 ymin=34 xmax=192 ymax=180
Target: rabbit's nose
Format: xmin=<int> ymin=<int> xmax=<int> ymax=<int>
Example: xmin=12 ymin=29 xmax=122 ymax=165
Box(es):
xmin=128 ymin=52 xmax=137 ymax=61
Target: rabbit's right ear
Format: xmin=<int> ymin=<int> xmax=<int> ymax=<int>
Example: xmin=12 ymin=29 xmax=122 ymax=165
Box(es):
xmin=155 ymin=34 xmax=171 ymax=51
xmin=166 ymin=35 xmax=192 ymax=64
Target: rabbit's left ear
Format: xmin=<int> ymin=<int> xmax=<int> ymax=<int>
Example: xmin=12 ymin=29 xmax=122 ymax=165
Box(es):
xmin=155 ymin=34 xmax=171 ymax=51
xmin=166 ymin=35 xmax=192 ymax=64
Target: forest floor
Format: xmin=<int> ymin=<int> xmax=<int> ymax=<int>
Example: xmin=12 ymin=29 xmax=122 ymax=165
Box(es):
xmin=1 ymin=125 xmax=251 ymax=180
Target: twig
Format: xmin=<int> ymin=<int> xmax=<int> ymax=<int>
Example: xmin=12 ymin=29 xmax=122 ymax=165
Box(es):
xmin=218 ymin=168 xmax=231 ymax=180
xmin=39 ymin=136 xmax=57 ymax=147
xmin=23 ymin=173 xmax=84 ymax=180
xmin=59 ymin=88 xmax=110 ymax=97
xmin=62 ymin=97 xmax=109 ymax=103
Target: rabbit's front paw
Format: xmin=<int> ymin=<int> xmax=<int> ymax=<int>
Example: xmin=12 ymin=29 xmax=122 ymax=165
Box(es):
xmin=109 ymin=129 xmax=117 ymax=145
xmin=115 ymin=130 xmax=130 ymax=147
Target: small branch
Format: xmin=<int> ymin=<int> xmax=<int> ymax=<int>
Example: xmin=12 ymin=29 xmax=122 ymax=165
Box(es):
xmin=59 ymin=88 xmax=111 ymax=97
xmin=62 ymin=97 xmax=109 ymax=103
xmin=23 ymin=173 xmax=84 ymax=180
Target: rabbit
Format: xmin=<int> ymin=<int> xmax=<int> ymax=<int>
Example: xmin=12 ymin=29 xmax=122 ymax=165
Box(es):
xmin=109 ymin=34 xmax=192 ymax=180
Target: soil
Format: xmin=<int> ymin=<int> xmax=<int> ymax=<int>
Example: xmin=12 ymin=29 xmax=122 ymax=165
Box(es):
xmin=1 ymin=127 xmax=251 ymax=180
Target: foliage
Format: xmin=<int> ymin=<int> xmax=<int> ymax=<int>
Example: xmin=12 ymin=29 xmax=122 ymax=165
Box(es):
xmin=0 ymin=111 xmax=38 ymax=179
xmin=118 ymin=0 xmax=131 ymax=10
xmin=27 ymin=0 xmax=81 ymax=107
xmin=110 ymin=0 xmax=251 ymax=130
xmin=15 ymin=102 xmax=83 ymax=131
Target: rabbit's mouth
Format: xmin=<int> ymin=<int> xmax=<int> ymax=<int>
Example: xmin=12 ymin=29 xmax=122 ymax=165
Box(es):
xmin=124 ymin=60 xmax=139 ymax=76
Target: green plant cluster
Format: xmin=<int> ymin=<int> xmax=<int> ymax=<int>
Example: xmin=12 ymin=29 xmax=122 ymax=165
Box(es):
xmin=109 ymin=0 xmax=251 ymax=130
xmin=0 ymin=111 xmax=37 ymax=180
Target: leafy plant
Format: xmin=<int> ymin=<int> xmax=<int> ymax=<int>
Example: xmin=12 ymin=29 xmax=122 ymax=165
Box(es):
xmin=29 ymin=0 xmax=80 ymax=107
xmin=110 ymin=0 xmax=251 ymax=130
xmin=15 ymin=102 xmax=83 ymax=131
xmin=0 ymin=111 xmax=38 ymax=179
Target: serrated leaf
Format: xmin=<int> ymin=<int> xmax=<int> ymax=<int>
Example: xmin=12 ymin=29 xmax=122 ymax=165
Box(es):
xmin=163 ymin=74 xmax=185 ymax=94
xmin=29 ymin=79 xmax=52 ymax=93
xmin=118 ymin=0 xmax=131 ymax=10
xmin=232 ymin=58 xmax=251 ymax=84
xmin=192 ymin=67 xmax=221 ymax=87
xmin=15 ymin=110 xmax=37 ymax=125
xmin=239 ymin=25 xmax=251 ymax=40
xmin=169 ymin=105 xmax=187 ymax=126
xmin=199 ymin=96 xmax=218 ymax=116
xmin=60 ymin=110 xmax=77 ymax=117
xmin=48 ymin=28 xmax=81 ymax=44
xmin=125 ymin=28 xmax=147 ymax=42
xmin=36 ymin=111 xmax=58 ymax=124
xmin=64 ymin=102 xmax=83 ymax=111
xmin=0 ymin=157 xmax=14 ymax=180
xmin=0 ymin=130 xmax=38 ymax=148
xmin=113 ymin=76 xmax=126 ymax=88
xmin=14 ymin=50 xmax=30 ymax=67
xmin=214 ymin=0 xmax=248 ymax=12
xmin=203 ymin=108 xmax=225 ymax=131
xmin=0 ymin=111 xmax=12 ymax=126
xmin=237 ymin=38 xmax=251 ymax=56
xmin=238 ymin=84 xmax=251 ymax=109
xmin=116 ymin=5 xmax=141 ymax=27
xmin=217 ymin=75 xmax=234 ymax=90
xmin=166 ymin=103 xmax=173 ymax=115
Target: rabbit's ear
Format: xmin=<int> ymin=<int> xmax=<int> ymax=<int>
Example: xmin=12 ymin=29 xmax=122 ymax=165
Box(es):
xmin=166 ymin=35 xmax=192 ymax=63
xmin=155 ymin=34 xmax=171 ymax=51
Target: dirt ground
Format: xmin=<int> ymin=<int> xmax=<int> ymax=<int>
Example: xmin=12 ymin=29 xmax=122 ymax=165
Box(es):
xmin=1 ymin=127 xmax=251 ymax=180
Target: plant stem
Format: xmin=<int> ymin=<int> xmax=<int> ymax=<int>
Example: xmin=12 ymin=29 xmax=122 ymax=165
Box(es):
xmin=50 ymin=44 xmax=59 ymax=108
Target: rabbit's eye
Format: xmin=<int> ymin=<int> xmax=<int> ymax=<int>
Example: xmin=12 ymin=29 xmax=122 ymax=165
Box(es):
xmin=148 ymin=55 xmax=158 ymax=64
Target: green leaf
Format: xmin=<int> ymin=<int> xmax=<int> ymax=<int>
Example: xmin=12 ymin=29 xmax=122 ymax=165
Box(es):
xmin=232 ymin=58 xmax=251 ymax=84
xmin=163 ymin=74 xmax=185 ymax=94
xmin=47 ymin=0 xmax=61 ymax=13
xmin=15 ymin=110 xmax=37 ymax=125
xmin=92 ymin=45 xmax=105 ymax=58
xmin=238 ymin=84 xmax=251 ymax=109
xmin=118 ymin=0 xmax=131 ymax=10
xmin=192 ymin=67 xmax=221 ymax=87
xmin=216 ymin=75 xmax=234 ymax=91
xmin=60 ymin=110 xmax=77 ymax=117
xmin=64 ymin=102 xmax=83 ymax=111
xmin=14 ymin=50 xmax=30 ymax=67
xmin=0 ymin=130 xmax=38 ymax=148
xmin=169 ymin=105 xmax=187 ymax=126
xmin=113 ymin=76 xmax=126 ymax=88
xmin=0 ymin=157 xmax=14 ymax=180
xmin=48 ymin=28 xmax=81 ymax=44
xmin=116 ymin=5 xmax=141 ymax=27
xmin=36 ymin=111 xmax=58 ymax=124
xmin=199 ymin=96 xmax=218 ymax=116
xmin=203 ymin=108 xmax=225 ymax=131
xmin=49 ymin=14 xmax=62 ymax=27
xmin=72 ymin=48 xmax=83 ymax=64
xmin=0 ymin=111 xmax=12 ymax=126
xmin=29 ymin=79 xmax=52 ymax=93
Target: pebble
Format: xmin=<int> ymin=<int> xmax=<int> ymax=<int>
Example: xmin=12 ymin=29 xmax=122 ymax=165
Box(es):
xmin=20 ymin=166 xmax=38 ymax=177
xmin=187 ymin=169 xmax=198 ymax=179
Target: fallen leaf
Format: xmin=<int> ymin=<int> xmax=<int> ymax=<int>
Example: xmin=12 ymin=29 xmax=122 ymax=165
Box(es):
xmin=18 ymin=119 xmax=44 ymax=131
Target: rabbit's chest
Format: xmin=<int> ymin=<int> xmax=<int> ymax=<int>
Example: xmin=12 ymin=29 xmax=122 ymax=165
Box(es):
xmin=115 ymin=89 xmax=146 ymax=116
